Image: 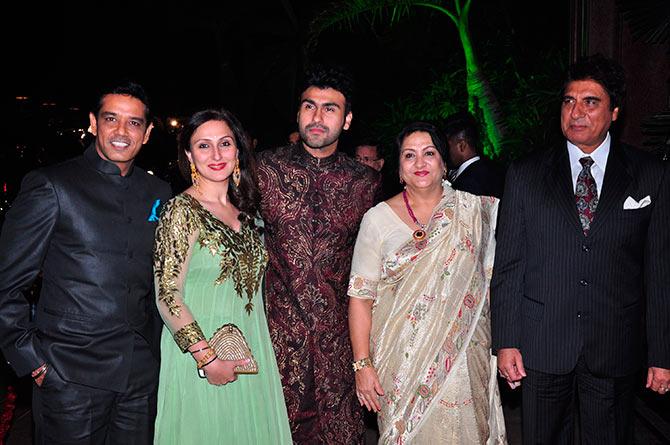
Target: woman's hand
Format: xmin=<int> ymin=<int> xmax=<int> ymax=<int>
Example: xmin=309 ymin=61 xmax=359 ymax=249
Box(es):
xmin=201 ymin=358 xmax=250 ymax=386
xmin=355 ymin=366 xmax=384 ymax=412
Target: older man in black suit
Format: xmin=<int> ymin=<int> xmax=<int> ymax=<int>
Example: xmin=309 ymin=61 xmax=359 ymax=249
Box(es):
xmin=0 ymin=81 xmax=171 ymax=444
xmin=491 ymin=55 xmax=670 ymax=444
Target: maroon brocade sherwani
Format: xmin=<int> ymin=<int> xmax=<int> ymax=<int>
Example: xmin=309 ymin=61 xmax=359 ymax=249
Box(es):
xmin=257 ymin=144 xmax=380 ymax=444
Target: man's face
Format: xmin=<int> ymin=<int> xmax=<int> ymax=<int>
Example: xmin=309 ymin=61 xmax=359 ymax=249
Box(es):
xmin=89 ymin=94 xmax=153 ymax=175
xmin=288 ymin=131 xmax=300 ymax=144
xmin=297 ymin=86 xmax=352 ymax=152
xmin=447 ymin=136 xmax=467 ymax=169
xmin=355 ymin=145 xmax=384 ymax=171
xmin=561 ymin=79 xmax=619 ymax=153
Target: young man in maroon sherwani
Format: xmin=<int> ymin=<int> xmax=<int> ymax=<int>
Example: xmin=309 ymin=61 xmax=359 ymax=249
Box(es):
xmin=257 ymin=64 xmax=380 ymax=444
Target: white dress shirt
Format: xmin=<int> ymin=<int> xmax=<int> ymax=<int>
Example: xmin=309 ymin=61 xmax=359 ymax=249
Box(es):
xmin=453 ymin=156 xmax=481 ymax=180
xmin=567 ymin=133 xmax=611 ymax=194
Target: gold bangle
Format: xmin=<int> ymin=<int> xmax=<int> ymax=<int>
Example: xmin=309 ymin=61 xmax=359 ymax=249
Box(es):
xmin=189 ymin=345 xmax=211 ymax=354
xmin=352 ymin=357 xmax=372 ymax=372
xmin=196 ymin=350 xmax=216 ymax=369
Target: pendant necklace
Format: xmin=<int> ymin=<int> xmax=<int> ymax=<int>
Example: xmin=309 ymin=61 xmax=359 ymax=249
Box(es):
xmin=402 ymin=189 xmax=427 ymax=241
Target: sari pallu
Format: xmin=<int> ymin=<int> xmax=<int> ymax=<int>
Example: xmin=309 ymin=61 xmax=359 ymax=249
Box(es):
xmin=370 ymin=189 xmax=506 ymax=444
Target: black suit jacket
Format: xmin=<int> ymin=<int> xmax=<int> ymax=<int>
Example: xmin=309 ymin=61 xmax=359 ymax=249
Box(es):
xmin=0 ymin=145 xmax=171 ymax=391
xmin=491 ymin=143 xmax=670 ymax=377
xmin=451 ymin=158 xmax=505 ymax=198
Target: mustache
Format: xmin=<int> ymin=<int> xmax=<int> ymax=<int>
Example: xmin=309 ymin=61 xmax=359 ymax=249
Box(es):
xmin=111 ymin=136 xmax=132 ymax=145
xmin=306 ymin=124 xmax=328 ymax=132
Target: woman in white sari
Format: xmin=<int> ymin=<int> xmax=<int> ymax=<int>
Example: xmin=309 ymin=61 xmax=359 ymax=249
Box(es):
xmin=348 ymin=122 xmax=506 ymax=444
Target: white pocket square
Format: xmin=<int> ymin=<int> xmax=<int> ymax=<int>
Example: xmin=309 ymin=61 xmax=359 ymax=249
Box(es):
xmin=623 ymin=195 xmax=651 ymax=210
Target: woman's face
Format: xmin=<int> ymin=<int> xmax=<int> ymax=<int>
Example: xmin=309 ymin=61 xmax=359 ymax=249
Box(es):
xmin=186 ymin=119 xmax=238 ymax=184
xmin=399 ymin=131 xmax=445 ymax=190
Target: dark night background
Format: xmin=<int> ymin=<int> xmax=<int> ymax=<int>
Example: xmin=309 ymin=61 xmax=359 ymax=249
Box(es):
xmin=3 ymin=1 xmax=670 ymax=443
xmin=4 ymin=0 xmax=568 ymax=203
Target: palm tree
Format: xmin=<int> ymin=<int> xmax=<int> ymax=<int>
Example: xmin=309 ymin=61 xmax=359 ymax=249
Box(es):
xmin=310 ymin=0 xmax=505 ymax=156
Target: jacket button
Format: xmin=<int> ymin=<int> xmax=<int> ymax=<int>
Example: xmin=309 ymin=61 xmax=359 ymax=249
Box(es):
xmin=581 ymin=244 xmax=590 ymax=252
xmin=577 ymin=311 xmax=582 ymax=318
xmin=579 ymin=279 xmax=588 ymax=286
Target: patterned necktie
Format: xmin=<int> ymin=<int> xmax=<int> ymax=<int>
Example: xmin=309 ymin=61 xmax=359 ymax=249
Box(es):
xmin=575 ymin=156 xmax=598 ymax=235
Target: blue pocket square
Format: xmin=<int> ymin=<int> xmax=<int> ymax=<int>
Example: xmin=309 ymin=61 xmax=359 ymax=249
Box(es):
xmin=148 ymin=199 xmax=161 ymax=222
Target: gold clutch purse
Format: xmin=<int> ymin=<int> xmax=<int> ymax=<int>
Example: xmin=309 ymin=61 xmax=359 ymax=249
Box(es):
xmin=209 ymin=323 xmax=258 ymax=374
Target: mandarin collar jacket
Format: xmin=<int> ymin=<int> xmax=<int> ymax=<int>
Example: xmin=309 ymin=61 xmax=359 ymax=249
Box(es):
xmin=0 ymin=144 xmax=171 ymax=391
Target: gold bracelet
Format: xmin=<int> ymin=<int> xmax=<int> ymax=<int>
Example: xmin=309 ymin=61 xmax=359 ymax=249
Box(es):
xmin=189 ymin=345 xmax=211 ymax=354
xmin=196 ymin=350 xmax=216 ymax=369
xmin=352 ymin=357 xmax=372 ymax=372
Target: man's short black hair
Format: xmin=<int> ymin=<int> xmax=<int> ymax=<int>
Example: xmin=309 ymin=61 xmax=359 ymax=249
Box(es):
xmin=300 ymin=64 xmax=354 ymax=114
xmin=564 ymin=54 xmax=626 ymax=111
xmin=443 ymin=111 xmax=482 ymax=156
xmin=92 ymin=80 xmax=152 ymax=122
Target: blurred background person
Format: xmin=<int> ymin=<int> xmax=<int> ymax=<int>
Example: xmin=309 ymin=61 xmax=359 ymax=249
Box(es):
xmin=444 ymin=111 xmax=505 ymax=198
xmin=348 ymin=121 xmax=506 ymax=444
xmin=288 ymin=130 xmax=300 ymax=145
xmin=354 ymin=141 xmax=385 ymax=172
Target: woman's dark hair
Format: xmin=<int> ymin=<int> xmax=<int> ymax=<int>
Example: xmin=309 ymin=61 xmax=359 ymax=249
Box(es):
xmin=395 ymin=121 xmax=448 ymax=163
xmin=177 ymin=109 xmax=262 ymax=227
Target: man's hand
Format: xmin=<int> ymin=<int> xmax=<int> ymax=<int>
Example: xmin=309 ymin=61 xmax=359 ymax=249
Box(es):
xmin=497 ymin=348 xmax=526 ymax=389
xmin=646 ymin=367 xmax=670 ymax=395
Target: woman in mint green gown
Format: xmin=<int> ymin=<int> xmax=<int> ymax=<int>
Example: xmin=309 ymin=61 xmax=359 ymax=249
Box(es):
xmin=152 ymin=109 xmax=291 ymax=444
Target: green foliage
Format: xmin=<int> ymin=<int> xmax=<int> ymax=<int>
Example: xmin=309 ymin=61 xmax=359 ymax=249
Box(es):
xmin=310 ymin=1 xmax=568 ymax=163
xmin=311 ymin=0 xmax=506 ymax=157
xmin=369 ymin=67 xmax=467 ymax=148
xmin=369 ymin=48 xmax=567 ymax=163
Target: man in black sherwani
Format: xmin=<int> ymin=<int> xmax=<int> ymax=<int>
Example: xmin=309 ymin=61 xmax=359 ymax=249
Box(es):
xmin=0 ymin=81 xmax=171 ymax=444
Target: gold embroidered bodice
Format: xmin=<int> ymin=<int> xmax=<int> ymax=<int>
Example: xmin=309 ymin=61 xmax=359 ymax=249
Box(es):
xmin=153 ymin=193 xmax=268 ymax=351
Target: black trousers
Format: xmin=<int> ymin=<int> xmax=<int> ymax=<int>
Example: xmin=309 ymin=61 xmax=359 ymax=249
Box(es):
xmin=32 ymin=334 xmax=159 ymax=445
xmin=522 ymin=356 xmax=635 ymax=445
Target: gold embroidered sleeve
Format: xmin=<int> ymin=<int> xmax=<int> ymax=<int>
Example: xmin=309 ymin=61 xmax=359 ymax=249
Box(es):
xmin=153 ymin=195 xmax=202 ymax=347
xmin=173 ymin=321 xmax=206 ymax=352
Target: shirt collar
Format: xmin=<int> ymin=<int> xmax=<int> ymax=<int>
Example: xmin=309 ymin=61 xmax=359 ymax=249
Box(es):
xmin=293 ymin=143 xmax=339 ymax=167
xmin=454 ymin=156 xmax=480 ymax=179
xmin=83 ymin=143 xmax=135 ymax=177
xmin=567 ymin=132 xmax=610 ymax=171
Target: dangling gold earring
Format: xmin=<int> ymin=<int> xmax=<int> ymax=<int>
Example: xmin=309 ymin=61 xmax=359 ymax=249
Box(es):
xmin=232 ymin=158 xmax=241 ymax=187
xmin=399 ymin=175 xmax=405 ymax=185
xmin=190 ymin=162 xmax=201 ymax=193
